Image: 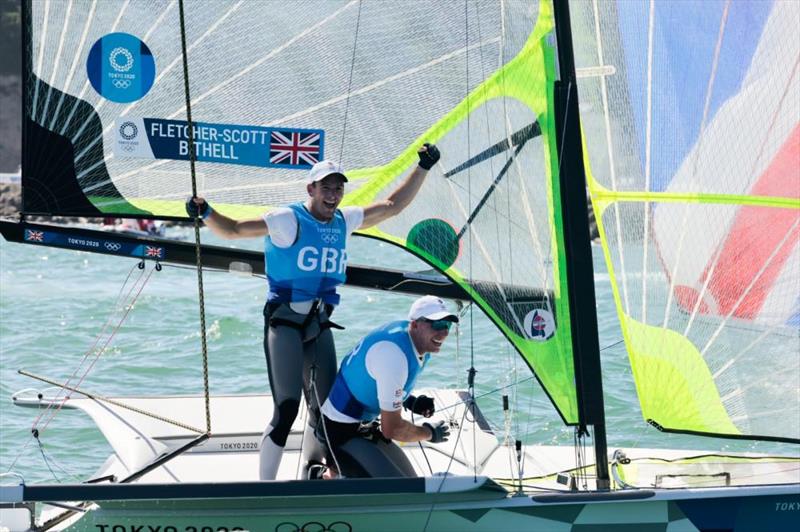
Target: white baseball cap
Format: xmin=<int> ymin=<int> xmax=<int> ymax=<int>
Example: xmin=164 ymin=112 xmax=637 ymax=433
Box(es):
xmin=307 ymin=160 xmax=348 ymax=184
xmin=408 ymin=295 xmax=459 ymax=322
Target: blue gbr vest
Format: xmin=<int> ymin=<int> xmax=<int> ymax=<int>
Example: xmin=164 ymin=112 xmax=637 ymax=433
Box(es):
xmin=328 ymin=320 xmax=430 ymax=422
xmin=265 ymin=203 xmax=348 ymax=305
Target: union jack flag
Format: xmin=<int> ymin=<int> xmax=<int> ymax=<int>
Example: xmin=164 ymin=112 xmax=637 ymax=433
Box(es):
xmin=145 ymin=246 xmax=163 ymax=259
xmin=269 ymin=130 xmax=322 ymax=167
xmin=25 ymin=230 xmax=44 ymax=242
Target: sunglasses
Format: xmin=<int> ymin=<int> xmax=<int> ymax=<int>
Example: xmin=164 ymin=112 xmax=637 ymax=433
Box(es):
xmin=419 ymin=318 xmax=453 ymax=331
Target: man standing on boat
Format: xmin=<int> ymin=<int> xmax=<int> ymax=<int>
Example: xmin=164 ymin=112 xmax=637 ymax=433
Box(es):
xmin=186 ymin=144 xmax=440 ymax=480
xmin=316 ymin=295 xmax=455 ymax=478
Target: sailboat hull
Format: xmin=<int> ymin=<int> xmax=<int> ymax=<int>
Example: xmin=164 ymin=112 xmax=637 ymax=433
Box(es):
xmin=2 ymin=391 xmax=798 ymax=532
xmin=5 ymin=481 xmax=798 ymax=532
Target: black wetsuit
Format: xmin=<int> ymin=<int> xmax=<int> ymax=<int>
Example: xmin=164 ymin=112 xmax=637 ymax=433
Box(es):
xmin=260 ymin=301 xmax=338 ymax=479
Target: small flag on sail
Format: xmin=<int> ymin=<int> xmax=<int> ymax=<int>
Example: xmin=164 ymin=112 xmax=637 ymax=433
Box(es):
xmin=269 ymin=130 xmax=322 ymax=168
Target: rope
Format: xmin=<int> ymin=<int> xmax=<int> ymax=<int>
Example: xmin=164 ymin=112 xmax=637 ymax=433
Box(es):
xmin=463 ymin=0 xmax=479 ymax=484
xmin=424 ymin=6 xmax=475 ymax=529
xmin=338 ymin=0 xmax=363 ymax=164
xmin=34 ymin=262 xmax=151 ymax=434
xmin=178 ymin=0 xmax=212 ymax=435
xmin=18 ymin=370 xmax=206 ymax=434
xmin=5 ymin=262 xmax=155 ymax=474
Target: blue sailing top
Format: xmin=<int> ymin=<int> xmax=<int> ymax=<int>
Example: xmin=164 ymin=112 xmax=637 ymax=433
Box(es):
xmin=327 ymin=320 xmax=430 ymax=422
xmin=264 ymin=203 xmax=347 ymax=305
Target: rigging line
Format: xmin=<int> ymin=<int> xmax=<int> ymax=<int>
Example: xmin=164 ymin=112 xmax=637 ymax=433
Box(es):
xmin=309 ymin=370 xmax=343 ymax=479
xmin=465 ymin=0 xmax=478 ymax=484
xmin=28 ymin=261 xmax=141 ymax=427
xmin=436 ymin=376 xmax=537 ymax=414
xmin=700 ymin=216 xmax=800 ymax=357
xmin=421 ymin=399 xmax=471 ymax=532
xmin=34 ymin=272 xmax=154 ymax=435
xmin=640 ymin=0 xmax=655 ymax=324
xmin=472 ymin=2 xmax=492 ymax=482
xmin=18 ymin=369 xmax=206 ymax=434
xmin=441 ymin=178 xmax=529 ymax=337
xmin=497 ymin=0 xmax=519 ymax=443
xmin=456 ymin=143 xmax=525 ymax=239
xmin=338 ymin=0 xmax=363 ymax=165
xmin=34 ymin=431 xmax=79 ymax=483
xmin=34 ymin=262 xmax=152 ymax=434
xmin=178 ymin=0 xmax=212 ymax=436
xmin=410 ymin=409 xmax=435 ymax=476
xmin=442 ymin=177 xmax=532 ymax=234
xmin=36 ymin=436 xmax=61 ymax=483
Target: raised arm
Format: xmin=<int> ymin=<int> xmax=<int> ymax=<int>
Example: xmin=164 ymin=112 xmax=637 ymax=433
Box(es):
xmin=186 ymin=197 xmax=268 ymax=239
xmin=361 ymin=144 xmax=440 ymax=229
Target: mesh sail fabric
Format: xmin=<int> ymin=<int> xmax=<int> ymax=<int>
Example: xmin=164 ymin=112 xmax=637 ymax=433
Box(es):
xmin=572 ymin=0 xmax=800 ymax=441
xmin=23 ymin=1 xmax=582 ymax=423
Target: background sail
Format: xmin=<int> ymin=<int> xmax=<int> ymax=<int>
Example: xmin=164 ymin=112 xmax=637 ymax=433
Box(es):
xmin=572 ymin=0 xmax=799 ymax=441
xmin=22 ymin=1 xmax=583 ymax=423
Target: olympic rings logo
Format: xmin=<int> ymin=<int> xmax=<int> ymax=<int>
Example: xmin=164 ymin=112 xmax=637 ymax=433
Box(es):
xmin=275 ymin=522 xmax=352 ymax=532
xmin=320 ymin=233 xmax=339 ymax=244
xmin=109 ymin=47 xmax=134 ymax=72
xmin=104 ymin=242 xmax=122 ymax=252
xmin=119 ymin=121 xmax=138 ymax=140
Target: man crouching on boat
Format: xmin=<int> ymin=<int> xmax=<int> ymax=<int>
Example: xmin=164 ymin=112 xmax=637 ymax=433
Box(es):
xmin=315 ymin=295 xmax=455 ymax=478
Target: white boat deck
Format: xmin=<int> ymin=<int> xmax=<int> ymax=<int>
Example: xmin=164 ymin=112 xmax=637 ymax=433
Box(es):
xmin=10 ymin=389 xmax=800 ymax=490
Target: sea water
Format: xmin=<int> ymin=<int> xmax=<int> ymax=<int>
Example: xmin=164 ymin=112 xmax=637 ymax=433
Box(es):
xmin=0 ymin=226 xmax=793 ymax=483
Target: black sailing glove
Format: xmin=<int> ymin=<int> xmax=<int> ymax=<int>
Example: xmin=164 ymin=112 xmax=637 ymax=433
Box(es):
xmin=417 ymin=143 xmax=440 ymax=170
xmin=185 ymin=197 xmax=211 ymax=219
xmin=403 ymin=394 xmax=435 ymax=418
xmin=424 ymin=421 xmax=450 ymax=443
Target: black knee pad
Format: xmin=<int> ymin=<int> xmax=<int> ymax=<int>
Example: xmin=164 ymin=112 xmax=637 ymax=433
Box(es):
xmin=268 ymin=398 xmax=300 ymax=447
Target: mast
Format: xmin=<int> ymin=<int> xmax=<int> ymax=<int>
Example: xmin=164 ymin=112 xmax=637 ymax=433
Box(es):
xmin=20 ymin=0 xmax=29 ymax=219
xmin=551 ymin=0 xmax=610 ymax=489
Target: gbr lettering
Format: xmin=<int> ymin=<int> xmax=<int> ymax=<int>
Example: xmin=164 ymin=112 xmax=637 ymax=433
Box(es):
xmin=297 ymin=246 xmax=347 ymax=274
